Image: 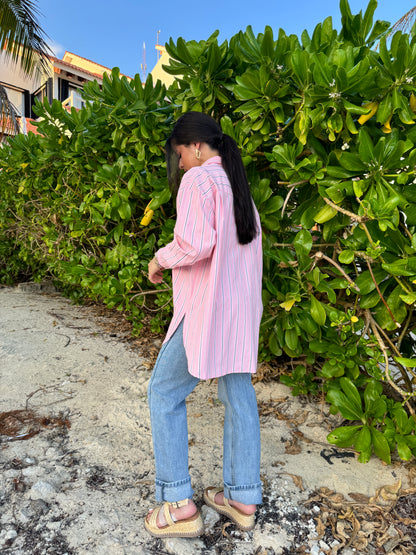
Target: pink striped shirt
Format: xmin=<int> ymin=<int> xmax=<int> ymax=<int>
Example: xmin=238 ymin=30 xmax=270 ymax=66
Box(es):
xmin=156 ymin=156 xmax=263 ymax=379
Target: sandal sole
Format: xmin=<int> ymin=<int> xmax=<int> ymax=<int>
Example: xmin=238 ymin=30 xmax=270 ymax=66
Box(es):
xmin=203 ymin=488 xmax=255 ymax=531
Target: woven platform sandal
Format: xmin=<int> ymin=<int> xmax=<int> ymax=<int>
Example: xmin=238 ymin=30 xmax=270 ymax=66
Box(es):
xmin=144 ymin=499 xmax=204 ymax=538
xmin=203 ymin=487 xmax=256 ymax=531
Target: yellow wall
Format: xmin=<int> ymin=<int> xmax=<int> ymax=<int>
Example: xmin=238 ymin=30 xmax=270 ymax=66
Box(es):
xmin=151 ymin=47 xmax=175 ymax=88
xmin=62 ymin=52 xmax=111 ymax=77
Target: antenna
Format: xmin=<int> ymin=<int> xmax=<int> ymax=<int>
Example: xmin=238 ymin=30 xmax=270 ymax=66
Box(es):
xmin=157 ymin=30 xmax=161 ymax=59
xmin=141 ymin=42 xmax=147 ymax=81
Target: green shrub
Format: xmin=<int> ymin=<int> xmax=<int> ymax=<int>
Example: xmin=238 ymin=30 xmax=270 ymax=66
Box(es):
xmin=1 ymin=0 xmax=415 ymax=462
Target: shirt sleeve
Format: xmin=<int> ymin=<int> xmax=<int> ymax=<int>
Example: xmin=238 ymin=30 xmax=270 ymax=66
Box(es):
xmin=156 ymin=169 xmax=217 ymax=269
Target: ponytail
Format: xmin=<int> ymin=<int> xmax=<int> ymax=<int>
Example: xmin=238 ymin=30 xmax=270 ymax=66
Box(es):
xmin=217 ymin=133 xmax=258 ymax=244
xmin=166 ymin=112 xmax=259 ymax=245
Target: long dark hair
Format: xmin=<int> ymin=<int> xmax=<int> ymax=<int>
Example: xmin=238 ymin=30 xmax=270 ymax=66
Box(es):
xmin=165 ymin=111 xmax=258 ymax=245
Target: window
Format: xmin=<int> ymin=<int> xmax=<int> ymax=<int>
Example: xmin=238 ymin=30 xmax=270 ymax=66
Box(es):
xmin=2 ymin=85 xmax=25 ymax=116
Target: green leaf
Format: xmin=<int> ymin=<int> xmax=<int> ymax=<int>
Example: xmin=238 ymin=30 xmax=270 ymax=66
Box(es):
xmin=363 ymin=379 xmax=383 ymax=409
xmin=268 ymin=331 xmax=282 ymax=356
xmin=310 ymin=295 xmax=326 ymax=326
xmin=285 ymin=328 xmax=299 ymax=351
xmin=396 ymin=437 xmax=413 ymax=461
xmin=358 ymin=128 xmax=375 ymax=162
xmin=394 ymin=356 xmax=416 ymax=368
xmin=382 ymin=258 xmax=416 ymax=277
xmin=355 ymin=425 xmax=371 ymax=453
xmin=294 ymin=229 xmax=313 ymax=257
xmin=148 ymin=188 xmax=171 ymax=210
xmin=326 ymin=389 xmax=363 ymax=421
xmin=338 ymin=250 xmax=354 ymax=264
xmin=118 ymin=202 xmax=132 ymax=220
xmin=355 ymin=269 xmax=388 ymax=295
xmin=340 ymin=377 xmax=363 ymax=416
xmin=357 ymin=443 xmax=372 ymax=463
xmin=262 ymin=195 xmax=284 ymax=214
xmin=327 ymin=425 xmax=362 ymax=447
xmin=370 ymin=427 xmax=391 ymax=464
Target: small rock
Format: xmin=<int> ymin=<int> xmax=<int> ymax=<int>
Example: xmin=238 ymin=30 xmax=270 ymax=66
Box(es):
xmin=22 ymin=465 xmax=43 ymax=478
xmin=30 ymin=498 xmax=50 ymax=516
xmin=200 ymin=505 xmax=220 ymax=530
xmin=0 ymin=527 xmax=17 ymax=549
xmin=4 ymin=469 xmax=19 ymax=479
xmin=309 ymin=542 xmax=321 ymax=555
xmin=253 ymin=526 xmax=293 ymax=552
xmin=164 ymin=537 xmax=205 ymax=554
xmin=46 ymin=521 xmax=62 ymax=531
xmin=29 ymin=480 xmax=57 ymax=501
xmin=18 ymin=507 xmax=33 ymax=524
xmin=24 ymin=457 xmax=37 ymax=465
xmin=45 ymin=447 xmax=59 ymax=458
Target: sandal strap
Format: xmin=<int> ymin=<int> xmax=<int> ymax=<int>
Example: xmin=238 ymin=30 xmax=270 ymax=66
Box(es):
xmin=167 ymin=498 xmax=189 ymax=509
xmin=163 ymin=502 xmax=176 ymax=526
xmin=147 ymin=503 xmax=176 ymax=528
xmin=147 ymin=507 xmax=160 ymax=529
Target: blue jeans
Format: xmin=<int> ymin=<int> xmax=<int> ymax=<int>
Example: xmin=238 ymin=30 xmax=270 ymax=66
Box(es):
xmin=147 ymin=320 xmax=262 ymax=505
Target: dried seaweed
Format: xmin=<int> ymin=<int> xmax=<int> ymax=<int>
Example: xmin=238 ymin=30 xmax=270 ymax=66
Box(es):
xmin=304 ymin=484 xmax=416 ymax=554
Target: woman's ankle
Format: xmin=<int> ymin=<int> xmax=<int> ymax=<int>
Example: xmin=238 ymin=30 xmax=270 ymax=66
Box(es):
xmin=170 ymin=499 xmax=197 ymax=520
xmin=214 ymin=492 xmax=256 ymax=515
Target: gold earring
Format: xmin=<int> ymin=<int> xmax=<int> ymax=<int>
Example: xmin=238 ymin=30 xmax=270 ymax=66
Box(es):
xmin=195 ymin=148 xmax=201 ymax=160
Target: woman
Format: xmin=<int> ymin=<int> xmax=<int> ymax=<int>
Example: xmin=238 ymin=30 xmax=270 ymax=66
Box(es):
xmin=145 ymin=111 xmax=263 ymax=538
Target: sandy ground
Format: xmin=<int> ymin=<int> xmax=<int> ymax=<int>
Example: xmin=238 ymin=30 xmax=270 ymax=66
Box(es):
xmin=0 ymin=284 xmax=414 ymax=555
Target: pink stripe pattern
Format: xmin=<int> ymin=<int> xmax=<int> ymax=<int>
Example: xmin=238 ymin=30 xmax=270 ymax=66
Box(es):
xmin=156 ymin=156 xmax=263 ymax=379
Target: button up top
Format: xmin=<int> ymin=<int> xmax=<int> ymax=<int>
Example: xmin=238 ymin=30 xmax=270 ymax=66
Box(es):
xmin=156 ymin=156 xmax=263 ymax=379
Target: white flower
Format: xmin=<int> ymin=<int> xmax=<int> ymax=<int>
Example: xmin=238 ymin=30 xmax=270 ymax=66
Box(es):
xmin=329 ymin=91 xmax=341 ymax=99
xmin=276 ymin=64 xmax=283 ymax=70
xmin=400 ymin=157 xmax=405 ymax=160
xmin=406 ymin=77 xmax=413 ymax=84
xmin=329 ymin=79 xmax=336 ymax=87
xmin=364 ymin=173 xmax=370 ymax=178
xmin=341 ymin=142 xmax=350 ymax=150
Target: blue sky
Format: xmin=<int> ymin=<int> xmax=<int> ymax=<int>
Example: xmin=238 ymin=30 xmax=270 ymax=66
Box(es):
xmin=35 ymin=0 xmax=415 ymax=79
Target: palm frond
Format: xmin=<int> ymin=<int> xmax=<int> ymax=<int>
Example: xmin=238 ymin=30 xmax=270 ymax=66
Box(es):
xmin=389 ymin=6 xmax=416 ymax=36
xmin=0 ymin=0 xmax=52 ymax=75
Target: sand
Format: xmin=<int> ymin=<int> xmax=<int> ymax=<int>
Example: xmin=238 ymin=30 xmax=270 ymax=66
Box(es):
xmin=0 ymin=284 xmax=413 ymax=554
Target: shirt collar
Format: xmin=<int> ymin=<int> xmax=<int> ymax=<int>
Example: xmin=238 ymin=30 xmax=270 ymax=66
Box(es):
xmin=202 ymin=155 xmax=222 ymax=166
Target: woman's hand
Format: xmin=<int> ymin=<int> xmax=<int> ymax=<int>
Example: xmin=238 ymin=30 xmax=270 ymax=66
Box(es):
xmin=148 ymin=258 xmax=164 ymax=284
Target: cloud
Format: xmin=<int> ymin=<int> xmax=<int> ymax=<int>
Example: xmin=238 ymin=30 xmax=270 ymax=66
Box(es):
xmin=48 ymin=41 xmax=65 ymax=57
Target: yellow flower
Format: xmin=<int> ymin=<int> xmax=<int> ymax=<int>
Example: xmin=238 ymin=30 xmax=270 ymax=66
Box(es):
xmin=351 ymin=316 xmax=359 ymax=323
xmin=280 ymin=299 xmax=296 ymax=311
xmin=140 ymin=201 xmax=154 ymax=226
xmin=358 ymin=102 xmax=379 ymax=125
xmin=382 ymin=113 xmax=393 ymax=134
xmin=410 ymin=93 xmax=416 ymax=113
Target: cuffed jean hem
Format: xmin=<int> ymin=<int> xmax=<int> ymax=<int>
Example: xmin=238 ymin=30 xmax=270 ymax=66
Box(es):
xmin=223 ymin=481 xmax=263 ymax=505
xmin=155 ymin=477 xmax=194 ymax=503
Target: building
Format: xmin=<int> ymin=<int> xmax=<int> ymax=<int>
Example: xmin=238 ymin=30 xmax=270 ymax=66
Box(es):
xmin=1 ymin=42 xmax=173 ymax=139
xmin=150 ymin=45 xmax=175 ymax=88
xmin=0 ymin=50 xmax=128 ymax=137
